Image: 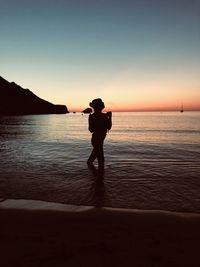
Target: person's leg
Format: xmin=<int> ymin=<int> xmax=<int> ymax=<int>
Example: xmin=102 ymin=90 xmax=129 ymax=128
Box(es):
xmin=96 ymin=135 xmax=105 ymax=170
xmin=88 ymin=134 xmax=106 ymax=169
xmin=87 ymin=148 xmax=96 ymax=164
xmin=87 ymin=135 xmax=97 ymax=164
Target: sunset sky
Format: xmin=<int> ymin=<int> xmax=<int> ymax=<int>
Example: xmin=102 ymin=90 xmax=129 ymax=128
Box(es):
xmin=1 ymin=0 xmax=200 ymax=111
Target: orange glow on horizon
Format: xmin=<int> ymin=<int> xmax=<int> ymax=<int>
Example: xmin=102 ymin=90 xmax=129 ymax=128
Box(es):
xmin=67 ymin=97 xmax=200 ymax=112
xmin=68 ymin=102 xmax=200 ymax=113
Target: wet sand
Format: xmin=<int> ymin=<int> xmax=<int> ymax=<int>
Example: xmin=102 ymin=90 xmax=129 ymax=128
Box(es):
xmin=0 ymin=199 xmax=200 ymax=267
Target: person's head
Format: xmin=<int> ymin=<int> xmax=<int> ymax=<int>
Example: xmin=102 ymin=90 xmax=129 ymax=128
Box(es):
xmin=89 ymin=98 xmax=105 ymax=112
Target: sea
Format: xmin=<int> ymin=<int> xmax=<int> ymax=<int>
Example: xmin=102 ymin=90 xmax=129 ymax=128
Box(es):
xmin=0 ymin=112 xmax=200 ymax=213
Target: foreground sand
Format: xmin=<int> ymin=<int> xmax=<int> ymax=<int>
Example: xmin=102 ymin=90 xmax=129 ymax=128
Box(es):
xmin=0 ymin=199 xmax=200 ymax=267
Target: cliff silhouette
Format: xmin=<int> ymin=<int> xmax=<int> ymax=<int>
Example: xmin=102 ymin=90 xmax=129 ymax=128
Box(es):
xmin=0 ymin=76 xmax=69 ymax=115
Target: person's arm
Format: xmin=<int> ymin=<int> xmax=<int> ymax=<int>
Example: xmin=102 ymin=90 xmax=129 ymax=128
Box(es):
xmin=88 ymin=114 xmax=94 ymax=133
xmin=106 ymin=112 xmax=112 ymax=130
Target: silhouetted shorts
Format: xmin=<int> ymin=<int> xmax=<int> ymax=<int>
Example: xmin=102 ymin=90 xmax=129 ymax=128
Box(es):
xmin=91 ymin=132 xmax=106 ymax=148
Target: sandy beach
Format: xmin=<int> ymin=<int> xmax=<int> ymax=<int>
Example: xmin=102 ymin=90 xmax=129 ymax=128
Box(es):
xmin=0 ymin=199 xmax=200 ymax=267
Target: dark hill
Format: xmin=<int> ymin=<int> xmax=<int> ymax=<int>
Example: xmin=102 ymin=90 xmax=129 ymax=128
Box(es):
xmin=0 ymin=76 xmax=69 ymax=115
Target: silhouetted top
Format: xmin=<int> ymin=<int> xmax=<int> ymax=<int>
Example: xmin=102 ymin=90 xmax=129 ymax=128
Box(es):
xmin=89 ymin=112 xmax=112 ymax=134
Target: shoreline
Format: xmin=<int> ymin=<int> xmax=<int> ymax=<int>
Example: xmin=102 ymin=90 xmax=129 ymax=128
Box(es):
xmin=0 ymin=199 xmax=200 ymax=266
xmin=0 ymin=198 xmax=200 ymax=216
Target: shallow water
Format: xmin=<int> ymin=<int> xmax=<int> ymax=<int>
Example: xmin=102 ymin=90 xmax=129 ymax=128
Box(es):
xmin=0 ymin=112 xmax=200 ymax=212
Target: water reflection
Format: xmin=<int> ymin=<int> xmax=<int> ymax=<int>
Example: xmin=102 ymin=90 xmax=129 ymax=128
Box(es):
xmin=88 ymin=164 xmax=105 ymax=208
xmin=1 ymin=113 xmax=200 ymax=212
xmin=0 ymin=115 xmax=38 ymax=139
xmin=93 ymin=177 xmax=105 ymax=208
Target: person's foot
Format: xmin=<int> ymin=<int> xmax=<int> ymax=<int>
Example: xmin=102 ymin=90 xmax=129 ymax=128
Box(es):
xmin=87 ymin=161 xmax=98 ymax=176
xmin=87 ymin=160 xmax=94 ymax=166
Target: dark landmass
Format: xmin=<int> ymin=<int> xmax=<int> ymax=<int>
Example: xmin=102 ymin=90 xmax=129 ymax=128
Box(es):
xmin=82 ymin=107 xmax=92 ymax=114
xmin=0 ymin=76 xmax=69 ymax=115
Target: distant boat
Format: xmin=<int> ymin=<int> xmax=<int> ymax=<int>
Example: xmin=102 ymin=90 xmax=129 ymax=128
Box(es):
xmin=180 ymin=103 xmax=183 ymax=112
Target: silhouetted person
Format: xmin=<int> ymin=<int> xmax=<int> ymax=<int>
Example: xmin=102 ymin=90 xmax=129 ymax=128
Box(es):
xmin=87 ymin=98 xmax=112 ymax=173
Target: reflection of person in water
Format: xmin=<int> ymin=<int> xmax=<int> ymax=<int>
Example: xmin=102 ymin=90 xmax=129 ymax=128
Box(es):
xmin=87 ymin=98 xmax=112 ymax=171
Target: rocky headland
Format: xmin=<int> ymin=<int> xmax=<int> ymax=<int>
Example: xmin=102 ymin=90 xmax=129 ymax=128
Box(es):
xmin=0 ymin=76 xmax=69 ymax=115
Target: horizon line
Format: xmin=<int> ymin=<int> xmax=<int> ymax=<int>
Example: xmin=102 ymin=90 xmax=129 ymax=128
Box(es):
xmin=68 ymin=109 xmax=200 ymax=113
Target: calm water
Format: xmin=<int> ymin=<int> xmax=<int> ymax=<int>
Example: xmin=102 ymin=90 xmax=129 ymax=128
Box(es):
xmin=0 ymin=112 xmax=200 ymax=212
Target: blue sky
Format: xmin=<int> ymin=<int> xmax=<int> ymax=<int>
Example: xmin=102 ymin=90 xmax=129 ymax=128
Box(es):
xmin=1 ymin=0 xmax=200 ymax=111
